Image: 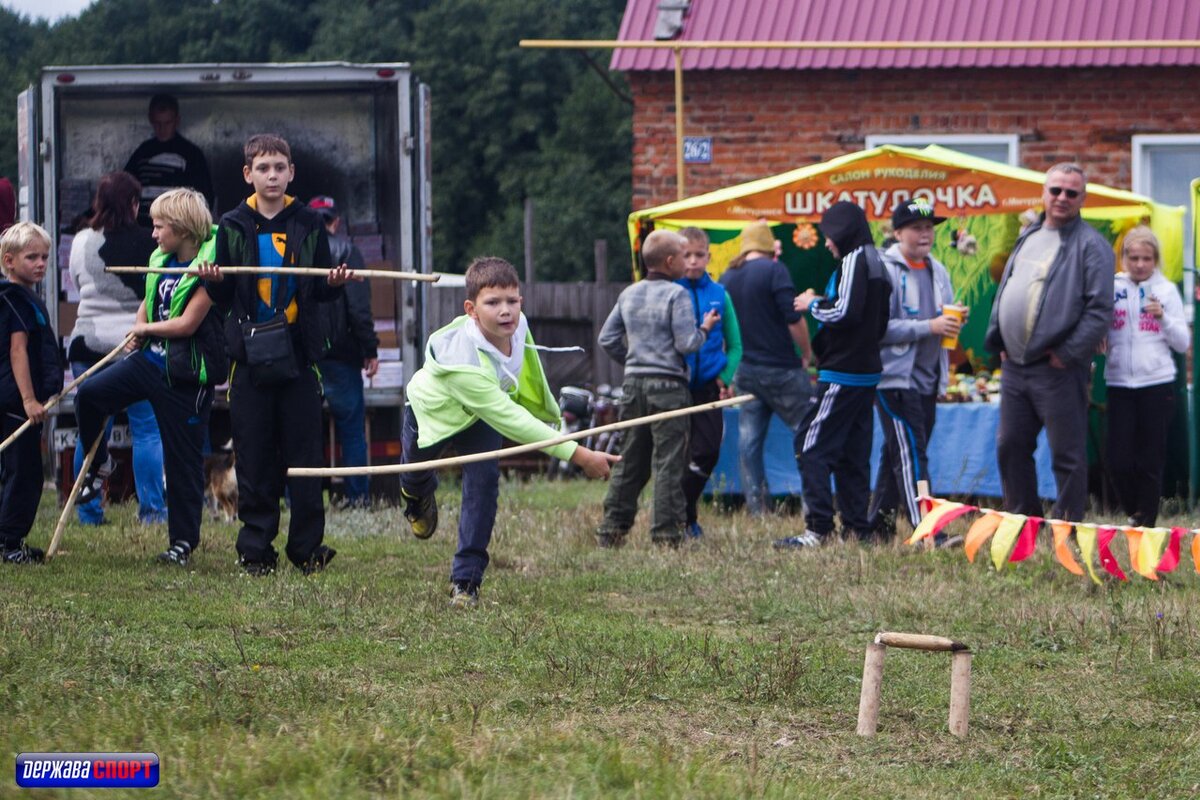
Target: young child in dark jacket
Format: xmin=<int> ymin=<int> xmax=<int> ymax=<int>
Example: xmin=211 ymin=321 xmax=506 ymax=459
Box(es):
xmin=0 ymin=222 xmax=62 ymax=564
xmin=199 ymin=134 xmax=353 ymax=576
xmin=596 ymin=230 xmax=719 ymax=547
xmin=778 ymin=201 xmax=891 ymax=547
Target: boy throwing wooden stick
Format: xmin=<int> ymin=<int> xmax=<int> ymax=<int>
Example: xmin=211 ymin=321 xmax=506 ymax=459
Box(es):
xmin=401 ymin=257 xmax=619 ymax=608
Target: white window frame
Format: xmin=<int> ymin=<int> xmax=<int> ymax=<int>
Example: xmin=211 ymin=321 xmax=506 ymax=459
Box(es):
xmin=1131 ymin=133 xmax=1200 ymax=198
xmin=865 ymin=133 xmax=1020 ymax=166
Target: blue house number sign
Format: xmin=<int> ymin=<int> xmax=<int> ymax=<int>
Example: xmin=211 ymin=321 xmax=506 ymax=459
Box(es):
xmin=683 ymin=136 xmax=712 ymax=164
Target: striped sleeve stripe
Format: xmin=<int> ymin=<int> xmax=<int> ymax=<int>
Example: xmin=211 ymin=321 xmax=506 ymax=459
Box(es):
xmin=810 ymin=248 xmax=861 ymax=324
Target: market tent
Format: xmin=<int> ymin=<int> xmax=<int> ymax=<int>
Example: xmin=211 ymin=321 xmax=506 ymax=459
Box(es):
xmin=628 ymin=145 xmax=1184 ymax=368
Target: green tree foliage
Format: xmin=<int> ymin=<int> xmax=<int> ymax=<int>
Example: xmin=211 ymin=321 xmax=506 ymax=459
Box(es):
xmin=0 ymin=0 xmax=630 ymax=280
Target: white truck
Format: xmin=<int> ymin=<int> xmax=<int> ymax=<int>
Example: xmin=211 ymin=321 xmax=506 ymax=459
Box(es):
xmin=16 ymin=62 xmax=433 ymax=498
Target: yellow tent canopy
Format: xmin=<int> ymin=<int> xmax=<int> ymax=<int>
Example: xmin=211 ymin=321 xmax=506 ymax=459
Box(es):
xmin=628 ymin=144 xmax=1184 ymax=282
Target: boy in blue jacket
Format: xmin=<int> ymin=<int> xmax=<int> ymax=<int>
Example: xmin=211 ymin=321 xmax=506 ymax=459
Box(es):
xmin=675 ymin=227 xmax=741 ymax=538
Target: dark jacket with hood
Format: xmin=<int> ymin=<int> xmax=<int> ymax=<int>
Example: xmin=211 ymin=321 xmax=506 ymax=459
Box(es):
xmin=207 ymin=196 xmax=339 ymax=365
xmin=809 ymin=201 xmax=892 ymax=384
xmin=319 ymin=235 xmax=378 ymax=366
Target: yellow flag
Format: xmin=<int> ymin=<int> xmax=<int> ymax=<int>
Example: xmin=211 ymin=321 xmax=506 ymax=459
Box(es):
xmin=991 ymin=514 xmax=1026 ymax=571
xmin=1075 ymin=524 xmax=1103 ymax=585
xmin=907 ymin=500 xmax=965 ymax=544
xmin=1135 ymin=528 xmax=1170 ymax=581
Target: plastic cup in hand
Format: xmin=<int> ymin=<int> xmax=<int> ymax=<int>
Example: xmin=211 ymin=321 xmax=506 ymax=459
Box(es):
xmin=940 ymin=304 xmax=967 ymax=350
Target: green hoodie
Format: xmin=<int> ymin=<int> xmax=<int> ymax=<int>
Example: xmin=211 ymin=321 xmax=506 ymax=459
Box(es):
xmin=407 ymin=315 xmax=577 ymax=461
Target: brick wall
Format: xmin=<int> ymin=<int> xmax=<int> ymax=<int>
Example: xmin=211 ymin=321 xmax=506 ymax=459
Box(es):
xmin=629 ymin=66 xmax=1200 ymax=209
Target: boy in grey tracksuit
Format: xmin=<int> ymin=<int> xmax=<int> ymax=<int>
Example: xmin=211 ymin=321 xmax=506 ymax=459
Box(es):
xmin=597 ymin=230 xmax=718 ymax=547
xmin=867 ymin=200 xmax=960 ymax=537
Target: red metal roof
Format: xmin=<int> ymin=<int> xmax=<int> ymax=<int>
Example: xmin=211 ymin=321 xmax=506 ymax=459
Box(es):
xmin=610 ymin=0 xmax=1200 ymax=71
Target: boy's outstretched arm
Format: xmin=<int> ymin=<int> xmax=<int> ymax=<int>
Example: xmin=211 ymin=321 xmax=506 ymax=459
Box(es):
xmin=570 ymin=446 xmax=621 ymax=479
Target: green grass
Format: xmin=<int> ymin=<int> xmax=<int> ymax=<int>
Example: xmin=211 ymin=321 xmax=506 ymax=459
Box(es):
xmin=3 ymin=480 xmax=1200 ymax=798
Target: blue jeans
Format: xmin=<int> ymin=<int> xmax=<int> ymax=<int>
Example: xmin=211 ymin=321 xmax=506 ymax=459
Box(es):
xmin=400 ymin=407 xmax=500 ymax=587
xmin=71 ymin=360 xmax=166 ymax=524
xmin=319 ymin=360 xmax=369 ymax=504
xmin=734 ymin=361 xmax=813 ymax=515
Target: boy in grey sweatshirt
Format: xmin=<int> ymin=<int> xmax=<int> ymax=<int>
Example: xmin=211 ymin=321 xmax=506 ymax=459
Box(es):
xmin=596 ymin=230 xmax=719 ymax=546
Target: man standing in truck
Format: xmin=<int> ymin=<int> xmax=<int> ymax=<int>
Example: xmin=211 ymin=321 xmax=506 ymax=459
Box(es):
xmin=124 ymin=94 xmax=214 ymax=227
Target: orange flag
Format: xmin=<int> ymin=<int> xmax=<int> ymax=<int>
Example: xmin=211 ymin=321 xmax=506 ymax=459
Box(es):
xmin=1051 ymin=522 xmax=1083 ymax=576
xmin=964 ymin=512 xmax=1002 ymax=563
xmin=1122 ymin=528 xmax=1144 ymax=575
xmin=1192 ymin=533 xmax=1200 ymax=574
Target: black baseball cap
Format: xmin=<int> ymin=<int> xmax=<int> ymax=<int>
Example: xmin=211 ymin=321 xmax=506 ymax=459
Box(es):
xmin=891 ymin=198 xmax=946 ymax=230
xmin=308 ymin=195 xmax=339 ymax=221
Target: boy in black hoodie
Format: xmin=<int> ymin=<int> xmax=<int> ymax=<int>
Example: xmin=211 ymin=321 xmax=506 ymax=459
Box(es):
xmin=777 ymin=201 xmax=891 ymax=547
xmin=0 ymin=222 xmax=63 ymax=564
xmin=200 ymin=134 xmax=352 ymax=575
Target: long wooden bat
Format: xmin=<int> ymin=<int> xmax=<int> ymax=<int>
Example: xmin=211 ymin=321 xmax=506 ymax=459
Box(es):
xmin=106 ymin=266 xmax=440 ymax=282
xmin=0 ymin=335 xmax=133 ymax=455
xmin=288 ymin=394 xmax=754 ymax=477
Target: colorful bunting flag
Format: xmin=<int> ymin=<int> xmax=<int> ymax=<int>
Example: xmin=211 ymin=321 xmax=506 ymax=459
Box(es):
xmin=964 ymin=513 xmax=1002 ymax=563
xmin=1156 ymin=528 xmax=1186 ymax=574
xmin=1051 ymin=522 xmax=1084 ymax=576
xmin=990 ymin=514 xmax=1027 ymax=571
xmin=906 ymin=500 xmax=975 ymax=545
xmin=908 ymin=498 xmax=1200 ymax=583
xmin=1096 ymin=527 xmax=1128 ymax=581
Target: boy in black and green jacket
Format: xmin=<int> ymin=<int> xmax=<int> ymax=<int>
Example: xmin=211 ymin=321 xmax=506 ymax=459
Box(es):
xmin=201 ymin=133 xmax=352 ymax=576
xmin=76 ymin=188 xmax=224 ymax=566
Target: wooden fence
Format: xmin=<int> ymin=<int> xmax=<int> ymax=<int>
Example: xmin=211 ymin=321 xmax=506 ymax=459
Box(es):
xmin=425 ymin=280 xmax=631 ymax=392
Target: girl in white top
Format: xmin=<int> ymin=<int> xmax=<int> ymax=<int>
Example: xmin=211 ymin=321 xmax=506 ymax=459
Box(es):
xmin=1104 ymin=226 xmax=1189 ymax=526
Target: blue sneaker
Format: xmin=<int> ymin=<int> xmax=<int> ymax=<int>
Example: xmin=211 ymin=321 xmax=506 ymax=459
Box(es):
xmin=686 ymin=521 xmax=704 ymax=539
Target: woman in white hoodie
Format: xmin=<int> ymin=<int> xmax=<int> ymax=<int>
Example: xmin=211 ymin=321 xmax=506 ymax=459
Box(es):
xmin=1104 ymin=226 xmax=1189 ymax=526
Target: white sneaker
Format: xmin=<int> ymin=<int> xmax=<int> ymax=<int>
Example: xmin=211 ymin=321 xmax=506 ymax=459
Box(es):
xmin=773 ymin=530 xmax=823 ymax=549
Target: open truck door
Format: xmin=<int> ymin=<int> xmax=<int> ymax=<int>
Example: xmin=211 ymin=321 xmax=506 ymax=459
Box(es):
xmin=17 ymin=62 xmax=432 ymax=503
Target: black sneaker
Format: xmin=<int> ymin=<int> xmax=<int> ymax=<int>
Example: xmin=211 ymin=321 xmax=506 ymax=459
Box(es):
xmin=448 ymin=581 xmax=479 ymax=609
xmin=595 ymin=529 xmax=628 ymax=549
xmin=240 ymin=556 xmax=277 ymax=577
xmin=402 ymin=488 xmax=438 ymax=539
xmin=77 ymin=454 xmax=116 ymax=506
xmin=3 ymin=543 xmax=45 ymax=564
xmin=300 ymin=545 xmax=337 ymax=575
xmin=156 ymin=541 xmax=191 ymax=566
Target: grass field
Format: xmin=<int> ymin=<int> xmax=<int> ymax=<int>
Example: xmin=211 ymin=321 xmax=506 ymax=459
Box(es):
xmin=2 ymin=478 xmax=1199 ymax=798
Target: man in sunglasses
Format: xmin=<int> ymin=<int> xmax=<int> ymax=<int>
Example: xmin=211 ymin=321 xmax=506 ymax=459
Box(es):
xmin=985 ymin=163 xmax=1114 ymax=523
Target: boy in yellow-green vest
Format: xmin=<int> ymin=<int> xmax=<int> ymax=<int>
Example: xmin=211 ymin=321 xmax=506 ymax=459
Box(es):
xmin=76 ymin=188 xmax=226 ymax=566
xmin=402 ymin=257 xmax=619 ymax=607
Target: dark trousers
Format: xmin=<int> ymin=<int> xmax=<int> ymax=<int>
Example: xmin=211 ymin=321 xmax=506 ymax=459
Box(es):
xmin=795 ymin=382 xmax=876 ymax=536
xmin=0 ymin=411 xmax=43 ymax=548
xmin=1107 ymin=383 xmax=1175 ymax=526
xmin=76 ymin=352 xmax=211 ymax=549
xmin=600 ymin=376 xmax=691 ymax=542
xmin=868 ymin=389 xmax=937 ymax=532
xmin=682 ymin=380 xmax=723 ymax=524
xmin=996 ymin=359 xmax=1089 ymax=521
xmin=230 ymin=363 xmax=326 ymax=567
xmin=400 ymin=406 xmax=501 ymax=587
